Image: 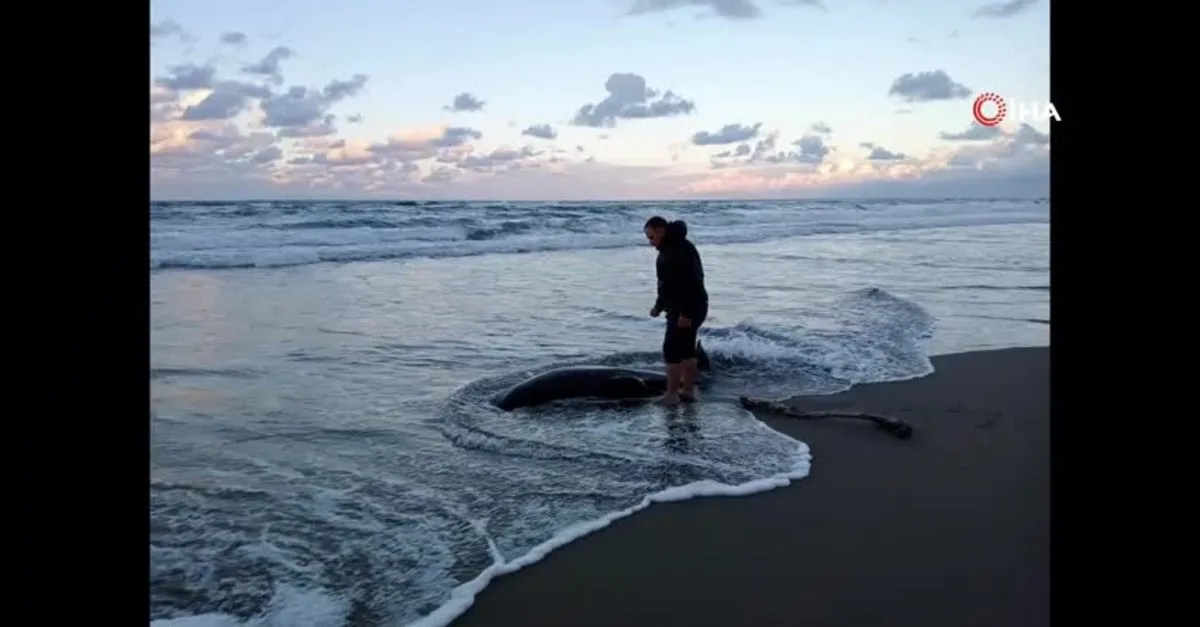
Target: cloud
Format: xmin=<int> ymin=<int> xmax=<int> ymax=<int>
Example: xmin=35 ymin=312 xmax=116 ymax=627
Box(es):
xmin=973 ymin=0 xmax=1039 ymax=18
xmin=151 ymin=29 xmax=1045 ymax=201
xmin=521 ymin=124 xmax=558 ymax=140
xmin=152 ymin=64 xmax=274 ymax=122
xmin=628 ymin=0 xmax=762 ymax=19
xmin=346 ymin=114 xmax=364 ymax=123
xmin=572 ymin=73 xmax=696 ymax=127
xmin=156 ymin=64 xmax=217 ymax=91
xmin=153 ymin=119 xmax=1048 ymax=199
xmin=691 ymin=123 xmax=761 ymax=146
xmin=269 ymin=125 xmax=496 ymax=192
xmin=887 ymin=70 xmax=971 ymax=103
xmin=860 ymin=142 xmax=908 ymax=161
xmin=150 ymin=20 xmax=185 ymax=41
xmin=709 ymin=129 xmax=831 ymax=168
xmin=786 ymin=134 xmax=832 ymax=164
xmin=366 ymin=126 xmax=484 ymax=164
xmin=424 ymin=165 xmax=459 ymax=183
xmin=154 ymin=94 xmax=633 ymax=199
xmin=939 ymin=123 xmax=1004 ymax=141
xmin=681 ymin=123 xmax=1047 ymax=198
xmin=713 ymin=143 xmax=752 ymax=159
xmin=152 ymin=43 xmax=382 ymax=197
xmin=1008 ymin=123 xmax=1049 ymax=147
xmin=220 ymin=31 xmax=247 ymax=46
xmin=278 ymin=117 xmax=338 ymax=138
xmin=152 ymin=119 xmax=285 ymax=197
xmin=180 ymin=81 xmax=272 ymax=121
xmin=779 ymin=0 xmax=827 ymax=10
xmin=150 ymin=85 xmax=176 ymax=105
xmin=323 ymin=75 xmax=369 ymax=101
xmin=626 ymin=0 xmax=824 ymax=19
xmin=445 ymin=92 xmax=485 ymax=112
xmin=404 ymin=160 xmax=684 ymax=200
xmin=242 ymin=46 xmax=295 ymax=83
xmin=452 ymin=145 xmax=543 ymax=173
xmin=259 ymin=74 xmax=369 ymax=134
xmin=936 ymin=123 xmax=1047 ymax=173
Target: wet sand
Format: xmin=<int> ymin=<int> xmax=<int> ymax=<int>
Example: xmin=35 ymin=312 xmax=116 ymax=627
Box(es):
xmin=451 ymin=346 xmax=1049 ymax=627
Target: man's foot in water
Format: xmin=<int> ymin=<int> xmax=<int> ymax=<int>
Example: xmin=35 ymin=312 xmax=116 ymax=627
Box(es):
xmin=679 ymin=390 xmax=698 ymax=403
xmin=661 ymin=393 xmax=680 ymax=406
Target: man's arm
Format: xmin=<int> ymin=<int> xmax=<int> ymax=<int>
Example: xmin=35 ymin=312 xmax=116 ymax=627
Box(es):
xmin=674 ymin=245 xmax=706 ymax=319
xmin=651 ymin=253 xmax=667 ymax=314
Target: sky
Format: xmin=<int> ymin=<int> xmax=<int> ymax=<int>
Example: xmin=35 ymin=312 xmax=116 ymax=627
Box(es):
xmin=149 ymin=0 xmax=1050 ymax=200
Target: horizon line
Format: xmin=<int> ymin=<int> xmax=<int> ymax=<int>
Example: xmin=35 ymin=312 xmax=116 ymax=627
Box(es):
xmin=150 ymin=196 xmax=1051 ymax=203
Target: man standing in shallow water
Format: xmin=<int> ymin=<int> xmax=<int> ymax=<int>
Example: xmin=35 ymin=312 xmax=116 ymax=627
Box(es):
xmin=643 ymin=216 xmax=709 ymax=405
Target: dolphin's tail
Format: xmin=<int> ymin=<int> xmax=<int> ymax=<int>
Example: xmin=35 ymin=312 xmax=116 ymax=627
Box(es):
xmin=696 ymin=340 xmax=711 ymax=371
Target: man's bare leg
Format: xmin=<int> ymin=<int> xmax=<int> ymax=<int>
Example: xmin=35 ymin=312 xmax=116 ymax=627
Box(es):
xmin=679 ymin=358 xmax=699 ymax=401
xmin=662 ymin=362 xmax=683 ymax=404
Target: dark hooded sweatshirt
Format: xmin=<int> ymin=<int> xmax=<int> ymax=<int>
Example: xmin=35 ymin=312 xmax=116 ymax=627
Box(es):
xmin=653 ymin=220 xmax=708 ymax=318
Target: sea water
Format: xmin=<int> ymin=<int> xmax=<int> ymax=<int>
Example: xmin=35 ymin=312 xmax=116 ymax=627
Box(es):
xmin=150 ymin=199 xmax=1049 ymax=626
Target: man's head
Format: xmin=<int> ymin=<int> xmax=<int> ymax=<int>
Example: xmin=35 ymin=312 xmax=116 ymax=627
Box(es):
xmin=644 ymin=215 xmax=668 ymax=248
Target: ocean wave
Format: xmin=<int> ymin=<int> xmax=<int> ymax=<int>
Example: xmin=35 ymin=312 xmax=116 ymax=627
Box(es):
xmin=150 ymin=199 xmax=1049 ymax=270
xmin=150 ymin=287 xmax=938 ymax=627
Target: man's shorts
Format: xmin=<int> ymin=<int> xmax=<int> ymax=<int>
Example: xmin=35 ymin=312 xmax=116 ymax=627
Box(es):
xmin=663 ymin=304 xmax=708 ymax=364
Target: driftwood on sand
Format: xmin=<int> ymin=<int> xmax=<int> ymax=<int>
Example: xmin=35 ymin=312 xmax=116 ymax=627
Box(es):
xmin=739 ymin=396 xmax=914 ymax=440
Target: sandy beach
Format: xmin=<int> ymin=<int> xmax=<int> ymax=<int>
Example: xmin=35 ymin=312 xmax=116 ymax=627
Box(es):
xmin=451 ymin=346 xmax=1049 ymax=627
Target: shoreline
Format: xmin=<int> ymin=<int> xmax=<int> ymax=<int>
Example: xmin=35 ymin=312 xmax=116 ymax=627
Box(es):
xmin=446 ymin=346 xmax=1050 ymax=627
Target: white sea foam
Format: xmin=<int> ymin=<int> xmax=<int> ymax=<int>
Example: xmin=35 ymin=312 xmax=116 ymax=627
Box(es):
xmin=149 ymin=451 xmax=811 ymax=627
xmin=409 ymin=456 xmax=811 ymax=627
xmin=150 ymin=585 xmax=349 ymax=627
